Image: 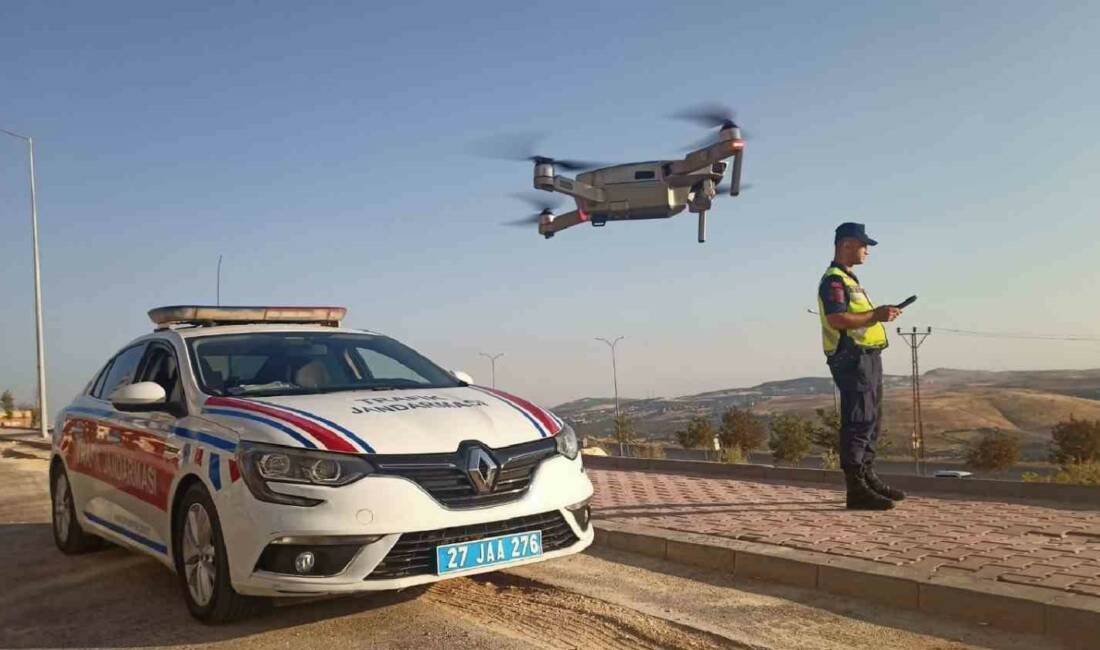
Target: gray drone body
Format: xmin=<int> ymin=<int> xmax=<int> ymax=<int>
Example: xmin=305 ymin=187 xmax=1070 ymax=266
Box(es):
xmin=530 ymin=124 xmax=744 ymax=243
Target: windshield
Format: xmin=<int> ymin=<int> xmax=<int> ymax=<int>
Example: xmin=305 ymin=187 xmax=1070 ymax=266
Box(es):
xmin=187 ymin=332 xmax=463 ymax=397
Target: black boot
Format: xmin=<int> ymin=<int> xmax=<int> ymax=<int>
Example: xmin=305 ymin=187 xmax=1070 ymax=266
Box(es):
xmin=863 ymin=461 xmax=906 ymax=501
xmin=844 ymin=467 xmax=895 ymax=511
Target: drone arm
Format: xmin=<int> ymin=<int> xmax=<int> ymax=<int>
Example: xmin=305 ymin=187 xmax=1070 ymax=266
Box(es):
xmin=538 ymin=210 xmax=587 ymax=237
xmin=666 ymin=139 xmax=743 ymax=176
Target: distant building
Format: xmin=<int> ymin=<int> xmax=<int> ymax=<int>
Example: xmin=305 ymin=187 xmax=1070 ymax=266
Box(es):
xmin=0 ymin=409 xmax=33 ymax=428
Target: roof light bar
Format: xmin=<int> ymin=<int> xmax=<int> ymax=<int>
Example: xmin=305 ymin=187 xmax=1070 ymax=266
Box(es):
xmin=148 ymin=305 xmax=347 ymax=328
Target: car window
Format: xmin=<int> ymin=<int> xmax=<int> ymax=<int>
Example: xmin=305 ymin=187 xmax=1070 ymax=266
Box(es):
xmin=89 ymin=360 xmax=113 ymax=398
xmin=188 ymin=332 xmax=460 ymax=397
xmin=98 ymin=344 xmax=148 ymax=400
xmin=138 ymin=344 xmax=182 ymax=403
xmin=356 ymin=348 xmax=429 ymax=383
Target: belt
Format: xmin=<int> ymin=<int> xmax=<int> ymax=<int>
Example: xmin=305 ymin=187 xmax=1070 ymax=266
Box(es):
xmin=828 ymin=346 xmax=882 ymax=360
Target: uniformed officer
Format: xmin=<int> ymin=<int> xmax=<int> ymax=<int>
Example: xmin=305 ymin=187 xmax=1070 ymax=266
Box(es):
xmin=818 ymin=223 xmax=906 ymax=510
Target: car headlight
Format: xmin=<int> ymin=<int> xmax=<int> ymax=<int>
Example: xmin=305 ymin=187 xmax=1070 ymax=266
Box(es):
xmin=555 ymin=423 xmax=579 ymax=460
xmin=238 ymin=442 xmax=374 ymax=507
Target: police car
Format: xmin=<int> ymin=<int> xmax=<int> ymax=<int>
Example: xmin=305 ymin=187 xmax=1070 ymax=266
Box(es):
xmin=50 ymin=306 xmax=593 ymax=622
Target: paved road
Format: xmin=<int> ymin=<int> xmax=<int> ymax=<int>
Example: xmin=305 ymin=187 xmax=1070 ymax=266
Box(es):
xmin=0 ymin=441 xmax=1060 ymax=649
xmin=592 ymin=467 xmax=1100 ymax=599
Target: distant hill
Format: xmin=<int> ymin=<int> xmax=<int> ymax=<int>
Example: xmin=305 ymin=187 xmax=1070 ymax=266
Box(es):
xmin=554 ymin=368 xmax=1100 ymax=461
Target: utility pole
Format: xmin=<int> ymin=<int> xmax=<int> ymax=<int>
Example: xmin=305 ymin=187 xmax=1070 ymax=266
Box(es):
xmin=595 ymin=336 xmax=624 ymax=455
xmin=898 ymin=327 xmax=932 ymax=475
xmin=2 ymin=128 xmax=48 ymax=440
xmin=216 ymin=254 xmax=223 ymax=306
xmin=478 ymin=352 xmax=503 ymax=388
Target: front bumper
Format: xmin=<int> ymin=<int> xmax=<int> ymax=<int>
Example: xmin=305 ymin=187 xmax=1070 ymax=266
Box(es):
xmin=217 ymin=454 xmax=593 ymax=596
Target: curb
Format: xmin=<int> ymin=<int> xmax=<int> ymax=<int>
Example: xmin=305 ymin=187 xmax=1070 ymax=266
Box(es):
xmin=3 ymin=436 xmax=51 ymax=451
xmin=584 ymin=455 xmax=1100 ymax=505
xmin=593 ymin=521 xmax=1100 ymax=648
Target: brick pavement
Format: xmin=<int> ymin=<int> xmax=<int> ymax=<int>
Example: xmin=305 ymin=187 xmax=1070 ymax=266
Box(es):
xmin=589 ymin=468 xmax=1100 ymax=599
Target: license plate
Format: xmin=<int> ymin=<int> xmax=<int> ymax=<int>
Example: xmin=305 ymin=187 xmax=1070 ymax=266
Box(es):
xmin=436 ymin=530 xmax=543 ymax=575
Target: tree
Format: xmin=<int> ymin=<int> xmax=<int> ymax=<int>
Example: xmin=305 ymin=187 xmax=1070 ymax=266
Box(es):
xmin=676 ymin=416 xmax=715 ymax=450
xmin=810 ymin=407 xmax=841 ymax=453
xmin=1050 ymin=417 xmax=1100 ymax=466
xmin=965 ymin=431 xmax=1020 ymax=471
xmin=613 ymin=412 xmax=635 ymax=455
xmin=718 ymin=407 xmax=766 ymax=454
xmin=811 ymin=407 xmax=896 ymax=458
xmin=768 ymin=414 xmax=813 ymax=465
xmin=0 ymin=390 xmax=13 ymax=419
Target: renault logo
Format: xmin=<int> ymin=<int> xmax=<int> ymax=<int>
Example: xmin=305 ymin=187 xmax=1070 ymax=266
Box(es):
xmin=464 ymin=446 xmax=499 ymax=494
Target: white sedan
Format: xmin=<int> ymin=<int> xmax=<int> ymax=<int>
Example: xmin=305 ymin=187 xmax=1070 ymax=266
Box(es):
xmin=51 ymin=306 xmax=593 ymax=622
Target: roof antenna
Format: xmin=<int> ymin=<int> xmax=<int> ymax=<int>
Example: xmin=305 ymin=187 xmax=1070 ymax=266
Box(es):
xmin=216 ymin=254 xmax=223 ymax=306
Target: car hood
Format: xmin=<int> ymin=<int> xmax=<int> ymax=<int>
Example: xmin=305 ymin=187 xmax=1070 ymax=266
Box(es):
xmin=198 ymin=386 xmax=564 ymax=454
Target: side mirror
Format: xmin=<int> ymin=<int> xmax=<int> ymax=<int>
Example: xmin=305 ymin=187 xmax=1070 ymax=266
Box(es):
xmin=451 ymin=370 xmax=474 ymax=385
xmin=110 ymin=382 xmax=167 ymax=412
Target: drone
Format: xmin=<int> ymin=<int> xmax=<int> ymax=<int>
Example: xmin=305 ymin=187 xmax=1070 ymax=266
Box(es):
xmin=495 ymin=104 xmax=747 ymax=243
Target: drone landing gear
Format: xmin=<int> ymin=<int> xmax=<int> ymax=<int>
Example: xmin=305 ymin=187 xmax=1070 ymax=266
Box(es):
xmin=697 ymin=211 xmax=707 ymax=244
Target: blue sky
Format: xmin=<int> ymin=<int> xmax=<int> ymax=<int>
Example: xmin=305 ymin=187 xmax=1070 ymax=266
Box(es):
xmin=2 ymin=1 xmax=1100 ymax=413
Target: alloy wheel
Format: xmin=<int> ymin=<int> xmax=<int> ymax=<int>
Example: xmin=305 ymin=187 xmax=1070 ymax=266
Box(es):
xmin=53 ymin=473 xmax=72 ymax=540
xmin=182 ymin=503 xmax=217 ymax=607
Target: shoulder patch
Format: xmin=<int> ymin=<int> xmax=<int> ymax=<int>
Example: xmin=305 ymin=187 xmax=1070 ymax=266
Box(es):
xmin=828 ymin=279 xmax=845 ymax=304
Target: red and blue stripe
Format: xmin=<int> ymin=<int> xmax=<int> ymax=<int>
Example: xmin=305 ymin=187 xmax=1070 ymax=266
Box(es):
xmin=202 ymin=396 xmax=373 ymax=453
xmin=469 ymin=386 xmax=563 ymax=438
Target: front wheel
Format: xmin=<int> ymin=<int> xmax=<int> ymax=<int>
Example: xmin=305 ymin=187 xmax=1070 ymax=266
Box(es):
xmin=50 ymin=463 xmax=101 ymax=554
xmin=174 ymin=482 xmax=267 ymax=623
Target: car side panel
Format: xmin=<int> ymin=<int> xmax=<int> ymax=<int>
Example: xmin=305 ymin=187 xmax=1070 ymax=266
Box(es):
xmin=59 ymin=400 xmax=178 ymax=562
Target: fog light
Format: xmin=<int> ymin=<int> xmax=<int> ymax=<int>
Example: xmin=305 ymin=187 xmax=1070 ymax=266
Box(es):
xmin=294 ymin=551 xmax=316 ymax=574
xmin=566 ymin=500 xmax=592 ymax=531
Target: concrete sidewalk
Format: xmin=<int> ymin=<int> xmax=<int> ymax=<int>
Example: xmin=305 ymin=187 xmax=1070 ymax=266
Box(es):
xmin=589 ymin=466 xmax=1100 ymax=646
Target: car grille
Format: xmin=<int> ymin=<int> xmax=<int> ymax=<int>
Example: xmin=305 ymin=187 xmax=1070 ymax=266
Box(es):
xmin=370 ymin=437 xmax=557 ymax=509
xmin=366 ymin=510 xmax=578 ymax=580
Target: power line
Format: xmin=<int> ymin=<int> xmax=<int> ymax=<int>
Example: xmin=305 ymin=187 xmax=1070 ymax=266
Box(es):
xmin=935 ymin=327 xmax=1100 ymax=342
xmin=807 ymin=311 xmax=1100 ymax=342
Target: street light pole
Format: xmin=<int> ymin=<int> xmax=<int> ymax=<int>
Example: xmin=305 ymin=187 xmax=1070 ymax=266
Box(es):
xmin=2 ymin=128 xmax=48 ymax=440
xmin=478 ymin=352 xmax=504 ymax=388
xmin=595 ymin=336 xmax=624 ymax=454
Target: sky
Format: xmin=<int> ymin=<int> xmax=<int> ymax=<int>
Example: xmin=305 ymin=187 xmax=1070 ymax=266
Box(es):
xmin=2 ymin=0 xmax=1100 ymax=415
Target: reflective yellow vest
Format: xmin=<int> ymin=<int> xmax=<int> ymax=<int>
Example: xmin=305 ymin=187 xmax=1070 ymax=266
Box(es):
xmin=819 ymin=266 xmax=888 ymax=355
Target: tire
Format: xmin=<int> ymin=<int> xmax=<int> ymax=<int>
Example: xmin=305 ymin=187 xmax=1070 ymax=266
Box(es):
xmin=173 ymin=482 xmax=267 ymax=623
xmin=50 ymin=463 xmax=102 ymax=554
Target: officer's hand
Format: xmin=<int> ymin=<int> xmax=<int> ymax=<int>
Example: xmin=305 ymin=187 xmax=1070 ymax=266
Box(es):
xmin=874 ymin=305 xmax=902 ymax=322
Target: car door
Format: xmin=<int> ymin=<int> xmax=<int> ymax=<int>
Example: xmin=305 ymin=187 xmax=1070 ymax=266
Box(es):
xmin=60 ymin=355 xmax=121 ymax=517
xmin=65 ymin=342 xmax=148 ymax=536
xmin=95 ymin=340 xmax=189 ymax=558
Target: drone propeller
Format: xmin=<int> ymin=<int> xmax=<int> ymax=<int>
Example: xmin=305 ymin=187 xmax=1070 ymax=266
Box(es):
xmin=503 ymin=192 xmax=563 ymax=227
xmin=672 ymin=102 xmax=751 ymax=151
xmin=502 ymin=215 xmax=545 ymax=227
xmin=528 ymin=155 xmax=605 ymax=172
xmin=472 ymin=132 xmax=606 ymax=171
xmin=511 ymin=191 xmax=562 ymax=212
xmin=670 ymin=102 xmax=740 ymax=129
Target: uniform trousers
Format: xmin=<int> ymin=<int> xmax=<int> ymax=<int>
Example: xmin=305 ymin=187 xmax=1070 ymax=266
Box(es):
xmin=826 ymin=348 xmax=884 ymax=471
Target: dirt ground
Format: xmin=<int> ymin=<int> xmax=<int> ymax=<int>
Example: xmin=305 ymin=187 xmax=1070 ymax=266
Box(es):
xmin=0 ymin=439 xmax=1062 ymax=649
